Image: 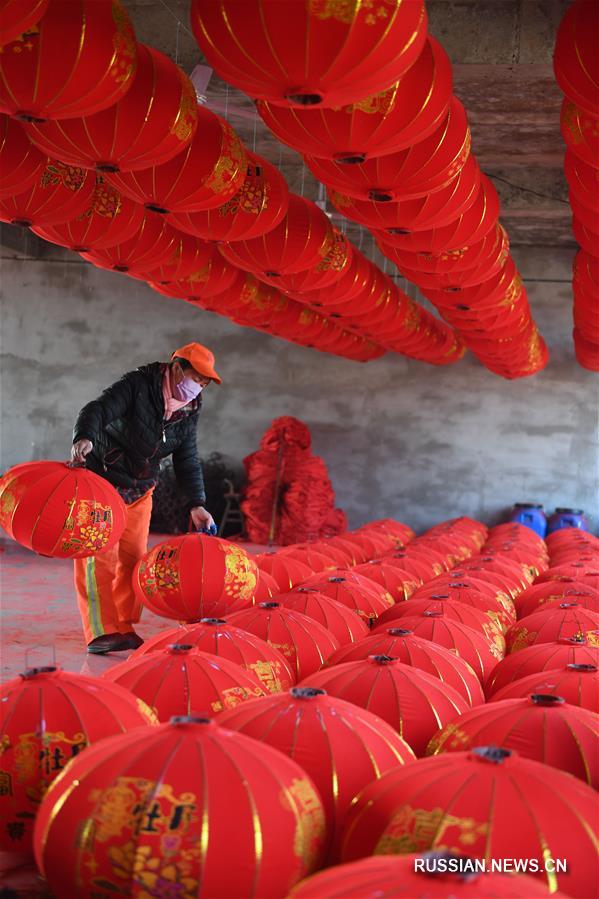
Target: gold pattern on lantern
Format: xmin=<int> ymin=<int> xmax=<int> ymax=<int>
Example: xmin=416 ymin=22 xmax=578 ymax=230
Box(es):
xmin=1 ymin=26 xmax=39 ymax=54
xmin=41 ymin=162 xmax=86 ymax=193
xmin=219 ymin=167 xmax=270 ymax=218
xmin=210 ymin=684 xmax=264 ymax=713
xmin=0 ymin=475 xmax=26 ymax=529
xmin=60 ymin=499 xmax=115 ymax=554
xmin=89 ymin=177 xmax=122 ymax=219
xmin=375 ymin=804 xmax=489 ymax=855
xmin=109 ymin=841 xmax=199 ymax=898
xmin=284 ymin=777 xmax=325 ymax=869
xmin=348 ymin=83 xmax=398 ymax=116
xmin=249 ymin=660 xmax=285 ymax=693
xmin=310 ymin=0 xmax=395 ymax=25
xmin=427 ymin=721 xmax=468 ymax=754
xmin=171 ymin=70 xmax=198 ymax=143
xmin=223 ymin=544 xmax=257 ymax=600
xmin=315 ymin=230 xmax=349 ymax=272
xmin=110 ymin=0 xmax=137 ymax=87
xmin=204 ymin=124 xmax=247 ymax=196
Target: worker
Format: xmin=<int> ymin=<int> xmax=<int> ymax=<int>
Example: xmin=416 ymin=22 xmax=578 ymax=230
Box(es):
xmin=70 ymin=342 xmax=220 ymax=654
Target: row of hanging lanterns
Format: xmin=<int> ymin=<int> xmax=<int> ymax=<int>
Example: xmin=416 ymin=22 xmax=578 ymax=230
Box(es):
xmin=554 ymin=0 xmax=599 ymax=371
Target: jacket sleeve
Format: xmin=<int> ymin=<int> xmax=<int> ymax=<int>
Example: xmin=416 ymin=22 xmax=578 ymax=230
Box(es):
xmin=73 ymin=371 xmax=137 ymax=445
xmin=172 ymin=418 xmax=206 ymax=509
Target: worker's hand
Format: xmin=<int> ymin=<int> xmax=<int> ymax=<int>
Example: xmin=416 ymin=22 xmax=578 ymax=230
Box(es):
xmin=190 ymin=506 xmax=215 ymax=532
xmin=71 ymin=438 xmax=93 ymax=464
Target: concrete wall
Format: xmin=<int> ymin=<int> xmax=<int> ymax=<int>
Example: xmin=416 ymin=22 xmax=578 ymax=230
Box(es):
xmin=1 ymin=245 xmax=597 ymax=533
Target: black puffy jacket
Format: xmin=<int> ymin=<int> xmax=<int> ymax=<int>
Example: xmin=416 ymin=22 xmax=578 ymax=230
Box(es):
xmin=73 ymin=362 xmax=205 ymax=507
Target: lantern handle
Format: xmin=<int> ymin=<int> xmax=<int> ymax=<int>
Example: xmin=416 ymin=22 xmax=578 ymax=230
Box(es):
xmin=188 ymin=514 xmax=218 ymax=536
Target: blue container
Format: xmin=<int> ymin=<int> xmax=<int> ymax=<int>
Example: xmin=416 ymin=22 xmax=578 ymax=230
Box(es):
xmin=508 ymin=503 xmax=547 ymax=538
xmin=547 ymin=508 xmax=589 ymax=534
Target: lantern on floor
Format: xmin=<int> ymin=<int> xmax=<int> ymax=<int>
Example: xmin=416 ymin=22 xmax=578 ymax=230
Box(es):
xmin=427 ymin=695 xmax=599 ymax=787
xmin=220 ymin=687 xmax=415 ymax=859
xmin=0 ymin=115 xmax=45 ymax=199
xmin=254 ymin=552 xmax=314 ymax=592
xmin=298 ymin=571 xmax=394 ymax=623
xmin=505 ymin=605 xmax=599 ymax=653
xmin=33 ymin=716 xmax=326 ymax=898
xmin=80 ymin=213 xmax=180 ymax=275
xmin=254 ymin=567 xmax=280 ymax=602
xmin=377 ymin=599 xmax=506 ymax=653
xmin=413 ymin=575 xmax=516 ymax=627
xmin=490 ymin=663 xmax=599 ymax=710
xmin=0 ymin=158 xmax=94 ymax=227
xmin=0 ymin=460 xmax=126 ymax=558
xmin=280 ymin=545 xmax=338 ymax=573
xmin=0 ymin=0 xmax=48 ymax=46
xmin=278 ymin=589 xmax=369 ymax=645
xmin=190 ymin=0 xmax=427 ymax=108
xmin=300 ymin=655 xmax=468 ymax=757
xmin=554 ymin=0 xmax=599 ymax=118
xmin=128 ymin=618 xmax=295 ymax=692
xmin=485 ymin=636 xmax=599 ymax=697
xmin=133 ymin=534 xmax=257 ymax=620
xmin=0 ymin=666 xmax=157 ymax=855
xmin=24 ymin=44 xmax=197 ymax=172
xmin=339 ymin=747 xmax=598 ymax=898
xmin=103 ymin=645 xmax=267 ymax=720
xmin=352 ymin=561 xmax=420 ymax=601
xmin=0 ymin=0 xmax=137 ymax=122
xmin=106 ymin=107 xmax=247 ymax=214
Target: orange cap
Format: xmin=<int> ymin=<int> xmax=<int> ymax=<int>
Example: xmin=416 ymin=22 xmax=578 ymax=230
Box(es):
xmin=171 ymin=342 xmax=222 ymax=384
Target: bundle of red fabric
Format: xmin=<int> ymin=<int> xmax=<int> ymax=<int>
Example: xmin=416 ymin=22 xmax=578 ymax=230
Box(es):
xmin=242 ymin=416 xmax=347 ymax=545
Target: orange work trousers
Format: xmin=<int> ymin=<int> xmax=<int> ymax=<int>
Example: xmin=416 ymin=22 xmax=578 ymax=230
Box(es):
xmin=74 ymin=489 xmax=154 ymax=644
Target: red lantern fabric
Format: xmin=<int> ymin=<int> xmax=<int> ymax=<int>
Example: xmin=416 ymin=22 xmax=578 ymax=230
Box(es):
xmin=220 ymin=194 xmax=334 ymax=277
xmin=427 ymin=695 xmax=599 ymax=787
xmin=80 ymin=212 xmax=181 ymax=275
xmin=33 ymin=716 xmax=326 ymax=897
xmin=278 ymin=588 xmax=370 ymax=645
xmin=505 ymin=606 xmax=599 ymax=653
xmin=277 ymin=228 xmax=353 ymax=294
xmin=0 ymin=0 xmax=48 ymax=47
xmin=308 ymin=541 xmax=354 ymax=568
xmin=106 ymin=107 xmax=247 ymax=214
xmin=133 ymin=534 xmax=257 ymax=621
xmin=254 ymin=567 xmax=280 ymax=602
xmin=130 ymin=232 xmax=215 ymax=285
xmin=325 ymin=627 xmax=484 ymax=707
xmin=0 ymin=157 xmax=94 ymax=227
xmin=31 ymin=177 xmax=144 ymax=251
xmin=280 ymin=545 xmax=338 ymax=573
xmin=300 ymin=655 xmax=468 ymax=757
xmin=0 ymin=665 xmax=156 ymax=855
xmin=255 ymin=36 xmax=451 ymax=162
xmin=377 ymin=600 xmax=506 ymax=653
xmin=0 ymin=114 xmax=44 ymax=199
xmin=228 ymin=602 xmax=340 ymax=681
xmin=297 ymin=571 xmax=395 ymax=624
xmin=554 ymin=0 xmax=599 ymax=118
xmin=128 ymin=618 xmax=295 ymax=692
xmin=485 ymin=636 xmax=599 ymax=697
xmin=0 ymin=460 xmax=126 ymax=558
xmin=220 ymin=687 xmax=415 ymax=859
xmin=254 ymin=552 xmax=314 ymax=592
xmin=24 ymin=44 xmax=197 ymax=172
xmin=490 ymin=663 xmax=599 ymax=711
xmin=406 ymin=578 xmax=515 ymax=631
xmin=463 ymin=554 xmax=532 ymax=594
xmin=353 ymin=561 xmax=420 ymax=601
xmin=340 ymin=747 xmax=598 ymax=898
xmin=104 ymin=645 xmax=267 ymax=720
xmin=0 ymin=0 xmax=137 ymax=122
xmin=565 ymin=149 xmax=599 ymax=213
xmin=560 ymin=99 xmax=599 ymax=168
xmin=151 ymin=251 xmax=244 ymax=301
xmin=516 ymin=585 xmax=599 ymax=620
xmin=190 ymin=0 xmax=427 ymax=108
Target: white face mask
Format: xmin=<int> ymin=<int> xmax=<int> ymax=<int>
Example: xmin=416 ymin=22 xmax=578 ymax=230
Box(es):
xmin=173 ymin=378 xmax=203 ymax=402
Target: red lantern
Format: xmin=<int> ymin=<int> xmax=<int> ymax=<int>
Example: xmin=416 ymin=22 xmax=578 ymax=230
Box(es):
xmin=341 ymin=529 xmax=396 ymax=559
xmin=0 ymin=665 xmax=156 ymax=855
xmin=128 ymin=618 xmax=295 ymax=692
xmin=397 ymin=227 xmax=510 ymax=292
xmin=104 ymin=645 xmax=267 ymax=720
xmin=106 ymin=107 xmax=247 ymax=214
xmin=572 ymin=214 xmax=599 ymax=256
xmin=491 ymin=663 xmax=599 ymax=711
xmin=565 ymin=149 xmax=599 ymax=213
xmin=340 ymin=746 xmax=598 ymax=898
xmin=308 ymin=540 xmax=355 ymax=568
xmin=33 ymin=716 xmax=326 ymax=897
xmin=298 ymin=571 xmax=395 ymax=623
xmin=167 ymin=152 xmax=289 ymax=242
xmin=0 ymin=157 xmax=94 ymax=227
xmin=505 ymin=605 xmax=599 ymax=653
xmin=31 ymin=177 xmax=144 ymax=251
xmin=151 ymin=252 xmax=244 ymax=301
xmin=190 ymin=0 xmax=427 ymax=108
xmin=516 ymin=585 xmax=599 ymax=619
xmin=383 ymin=551 xmax=438 ymax=582
xmin=428 ymin=694 xmax=599 ymax=787
xmin=537 ymin=561 xmax=599 ymax=584
xmin=0 ymin=0 xmax=136 ymax=122
xmin=464 ymin=554 xmax=532 ymax=594
xmin=554 ymin=0 xmax=599 ymax=118
xmin=407 ymin=578 xmax=515 ymax=630
xmin=0 ymin=460 xmax=126 ymax=558
xmin=278 ymin=588 xmax=370 ymax=645
xmin=24 ymin=44 xmax=197 ymax=172
xmin=353 ymin=560 xmax=420 ymax=601
xmin=0 ymin=0 xmax=48 ymax=46
xmin=80 ymin=212 xmax=181 ymax=275
xmin=561 ymin=99 xmax=599 ymax=168
xmin=279 ymin=545 xmax=338 ymax=572
xmin=303 ymin=249 xmax=375 ymax=306
xmin=133 ymin=534 xmax=258 ymax=621
xmin=277 ymin=229 xmax=353 ymax=295
xmin=377 ymin=600 xmax=506 ymax=653
xmin=256 ymin=37 xmax=451 ymax=162
xmin=485 ymin=636 xmax=599 ymax=697
xmin=130 ymin=232 xmax=216 ymax=284
xmin=254 ymin=567 xmax=280 ymax=601
xmin=220 ymin=194 xmax=334 ymax=277
xmin=254 ymin=551 xmax=314 ymax=591
xmin=228 ymin=601 xmax=340 ymax=680
xmin=0 ymin=114 xmax=45 ymax=199
xmin=573 ymin=327 xmax=599 ymax=371
xmin=326 ymin=627 xmax=484 ymax=707
xmin=300 ymin=655 xmax=468 ymax=757
xmin=220 ymin=687 xmax=415 ymax=859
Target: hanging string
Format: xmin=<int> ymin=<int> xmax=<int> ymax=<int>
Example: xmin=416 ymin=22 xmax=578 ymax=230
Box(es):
xmin=157 ymin=0 xmax=196 ymax=40
xmin=175 ymin=21 xmax=180 ymax=64
xmin=252 ymin=107 xmax=258 ymax=153
xmin=300 ymin=161 xmax=306 ymax=197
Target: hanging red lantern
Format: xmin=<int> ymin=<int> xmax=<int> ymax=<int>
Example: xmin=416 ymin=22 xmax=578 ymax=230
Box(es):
xmin=422 ymin=257 xmax=520 ymax=315
xmin=150 ymin=252 xmax=244 ymax=301
xmin=228 ymin=602 xmax=340 ymax=680
xmin=0 ymin=0 xmax=137 ymax=123
xmin=254 ymin=551 xmax=314 ymax=591
xmin=565 ymin=149 xmax=599 ymax=213
xmin=352 ymin=560 xmax=420 ymax=601
xmin=340 ymin=746 xmax=598 ymax=898
xmin=0 ymin=157 xmax=94 ymax=227
xmin=0 ymin=114 xmax=45 ymax=199
xmin=0 ymin=460 xmax=126 ymax=558
xmin=277 ymin=229 xmax=353 ymax=295
xmin=377 ymin=600 xmax=506 ymax=653
xmin=133 ymin=534 xmax=257 ymax=621
xmin=256 ymin=37 xmax=451 ymax=162
xmin=300 ymin=655 xmax=468 ymax=757
xmin=573 ymin=327 xmax=599 ymax=371
xmin=104 ymin=645 xmax=267 ymax=720
xmin=572 ymin=213 xmax=599 ymax=255
xmin=33 ymin=716 xmax=326 ymax=897
xmin=190 ymin=0 xmax=427 ymax=108
xmin=554 ymin=0 xmax=599 ymax=118
xmin=303 ymin=249 xmax=375 ymax=307
xmin=220 ymin=687 xmax=415 ymax=859
xmin=128 ymin=618 xmax=295 ymax=692
xmin=24 ymin=44 xmax=197 ymax=173
xmin=560 ymin=98 xmax=599 ymax=168
xmin=130 ymin=232 xmax=216 ymax=284
xmin=297 ymin=571 xmax=394 ymax=623
xmin=388 ymin=223 xmax=508 ymax=279
xmin=491 ymin=663 xmax=599 ymax=711
xmin=0 ymin=665 xmax=156 ymax=855
xmin=106 ymin=106 xmax=247 ymax=214
xmin=485 ymin=636 xmax=599 ymax=697
xmin=80 ymin=212 xmax=180 ymax=275
xmin=220 ymin=194 xmax=334 ymax=277
xmin=31 ymin=177 xmax=144 ymax=251
xmin=278 ymin=588 xmax=370 ymax=645
xmin=325 ymin=627 xmax=484 ymax=707
xmin=505 ymin=605 xmax=599 ymax=653
xmin=0 ymin=0 xmax=48 ymax=47
xmin=428 ymin=694 xmax=599 ymax=787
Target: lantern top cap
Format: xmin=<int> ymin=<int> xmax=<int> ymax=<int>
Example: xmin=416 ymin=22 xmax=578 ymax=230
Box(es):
xmin=567 ymin=663 xmax=597 ymax=672
xmin=386 ymin=628 xmax=413 ymax=636
xmin=21 ymin=666 xmax=58 ymax=679
xmin=290 ymin=687 xmax=326 ymax=700
xmin=200 ymin=618 xmax=227 ymax=625
xmin=167 ymin=644 xmax=194 ymax=653
xmin=169 ymin=715 xmax=213 ymax=726
xmin=370 ymin=654 xmax=397 ymax=665
xmin=259 ymin=602 xmax=280 ymax=609
xmin=471 ymin=746 xmax=512 ymax=764
xmin=529 ymin=694 xmax=565 ymax=705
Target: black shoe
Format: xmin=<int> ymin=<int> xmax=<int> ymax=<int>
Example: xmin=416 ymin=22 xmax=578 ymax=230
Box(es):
xmin=120 ymin=631 xmax=144 ymax=651
xmin=87 ymin=633 xmax=132 ymax=654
